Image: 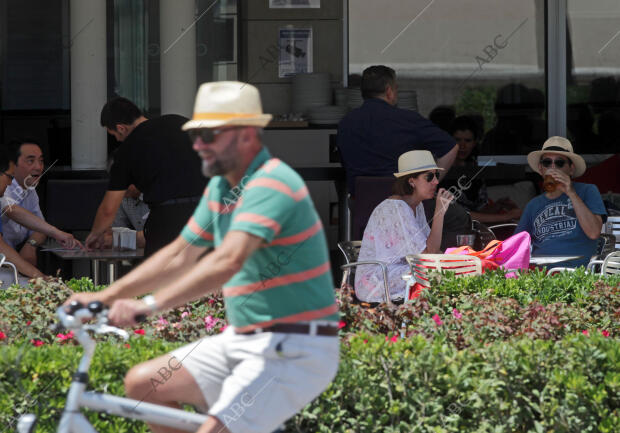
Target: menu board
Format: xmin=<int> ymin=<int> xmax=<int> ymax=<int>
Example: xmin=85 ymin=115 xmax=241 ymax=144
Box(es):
xmin=278 ymin=27 xmax=313 ymax=77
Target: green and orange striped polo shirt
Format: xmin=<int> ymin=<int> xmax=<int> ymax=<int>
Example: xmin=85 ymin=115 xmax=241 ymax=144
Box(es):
xmin=181 ymin=146 xmax=338 ymax=332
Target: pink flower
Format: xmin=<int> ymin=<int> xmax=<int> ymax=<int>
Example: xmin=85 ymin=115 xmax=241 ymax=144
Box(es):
xmin=26 ymin=321 xmax=32 ymax=326
xmin=31 ymin=339 xmax=44 ymax=347
xmin=385 ymin=335 xmax=398 ymax=343
xmin=338 ymin=320 xmax=346 ymax=329
xmin=0 ymin=331 xmax=6 ymax=340
xmin=208 ymin=299 xmax=216 ymax=305
xmin=124 ymin=343 xmax=131 ymax=349
xmin=601 ymin=330 xmax=610 ymax=337
xmin=205 ymin=315 xmax=217 ymax=330
xmin=363 ymin=339 xmax=368 ymax=344
xmin=219 ymin=325 xmax=228 ymax=333
xmin=432 ymin=314 xmax=443 ymax=326
xmin=173 ymin=322 xmax=182 ymax=329
xmin=452 ymin=309 xmax=462 ymax=320
xmin=157 ymin=317 xmax=169 ymax=326
xmin=582 ymin=330 xmax=589 ymax=336
xmin=56 ymin=331 xmax=74 ymax=341
xmin=181 ymin=311 xmax=190 ymax=319
xmin=134 ymin=329 xmax=145 ymax=335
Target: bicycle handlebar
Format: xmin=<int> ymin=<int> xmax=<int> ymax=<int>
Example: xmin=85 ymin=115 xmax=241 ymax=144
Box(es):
xmin=57 ymin=301 xmax=146 ymax=340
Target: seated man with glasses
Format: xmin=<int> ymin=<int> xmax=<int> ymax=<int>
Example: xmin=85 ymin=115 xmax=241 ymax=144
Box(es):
xmin=0 ymin=147 xmax=82 ymax=281
xmin=355 ymin=150 xmax=454 ymax=303
xmin=515 ymin=137 xmax=607 ymax=268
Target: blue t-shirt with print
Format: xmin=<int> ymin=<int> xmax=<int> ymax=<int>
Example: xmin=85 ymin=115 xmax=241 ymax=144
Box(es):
xmin=515 ymin=182 xmax=607 ymax=267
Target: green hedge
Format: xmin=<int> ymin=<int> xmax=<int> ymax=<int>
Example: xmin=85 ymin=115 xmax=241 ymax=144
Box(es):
xmin=292 ymin=334 xmax=620 ymax=433
xmin=1 ymin=335 xmax=618 ymax=433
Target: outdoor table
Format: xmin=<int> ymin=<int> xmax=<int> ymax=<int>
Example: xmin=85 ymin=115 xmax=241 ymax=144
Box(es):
xmin=529 ymin=255 xmax=583 ymax=266
xmin=42 ymin=246 xmax=144 ymax=286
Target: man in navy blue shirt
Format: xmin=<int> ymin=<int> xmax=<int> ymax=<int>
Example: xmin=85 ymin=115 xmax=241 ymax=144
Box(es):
xmin=338 ymin=65 xmax=458 ymax=196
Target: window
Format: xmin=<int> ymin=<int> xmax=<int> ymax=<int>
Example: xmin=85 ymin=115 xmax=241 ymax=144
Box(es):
xmin=349 ymin=0 xmax=546 ymax=155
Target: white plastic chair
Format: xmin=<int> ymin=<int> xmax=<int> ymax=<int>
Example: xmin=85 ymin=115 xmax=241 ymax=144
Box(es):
xmin=0 ymin=253 xmax=19 ymax=286
xmin=405 ymin=254 xmax=483 ymax=296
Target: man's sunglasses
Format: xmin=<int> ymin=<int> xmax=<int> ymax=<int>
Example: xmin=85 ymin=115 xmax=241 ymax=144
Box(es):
xmin=2 ymin=172 xmax=14 ymax=181
xmin=188 ymin=127 xmax=240 ymax=143
xmin=423 ymin=171 xmax=440 ymax=182
xmin=540 ymin=158 xmax=570 ymax=168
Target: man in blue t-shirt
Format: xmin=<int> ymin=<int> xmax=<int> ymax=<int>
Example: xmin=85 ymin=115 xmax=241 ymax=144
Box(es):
xmin=516 ymin=136 xmax=607 ymax=267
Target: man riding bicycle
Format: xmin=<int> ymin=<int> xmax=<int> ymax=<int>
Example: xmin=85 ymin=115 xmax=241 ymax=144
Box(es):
xmin=67 ymin=82 xmax=340 ymax=433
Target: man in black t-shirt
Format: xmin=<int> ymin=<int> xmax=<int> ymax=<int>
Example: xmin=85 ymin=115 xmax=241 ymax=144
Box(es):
xmin=86 ymin=97 xmax=206 ymax=257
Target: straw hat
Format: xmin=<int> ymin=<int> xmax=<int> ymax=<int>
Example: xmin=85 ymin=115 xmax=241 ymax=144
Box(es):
xmin=182 ymin=81 xmax=273 ymax=130
xmin=527 ymin=136 xmax=586 ymax=177
xmin=394 ymin=150 xmax=444 ymax=177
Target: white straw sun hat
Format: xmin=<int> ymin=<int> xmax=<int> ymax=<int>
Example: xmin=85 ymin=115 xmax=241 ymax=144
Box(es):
xmin=394 ymin=150 xmax=444 ymax=177
xmin=182 ymin=81 xmax=273 ymax=130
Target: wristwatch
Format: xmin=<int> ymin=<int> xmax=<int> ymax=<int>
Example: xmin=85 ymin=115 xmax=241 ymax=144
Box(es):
xmin=27 ymin=239 xmax=39 ymax=248
xmin=142 ymin=295 xmax=158 ymax=313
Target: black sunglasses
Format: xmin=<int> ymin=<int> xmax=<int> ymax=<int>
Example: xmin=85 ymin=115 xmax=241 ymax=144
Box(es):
xmin=540 ymin=158 xmax=570 ymax=168
xmin=2 ymin=171 xmax=14 ymax=181
xmin=423 ymin=171 xmax=440 ymax=182
xmin=188 ymin=127 xmax=241 ymax=144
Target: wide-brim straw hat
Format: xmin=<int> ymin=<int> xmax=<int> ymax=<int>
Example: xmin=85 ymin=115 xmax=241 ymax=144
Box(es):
xmin=394 ymin=150 xmax=444 ymax=177
xmin=527 ymin=136 xmax=586 ymax=177
xmin=182 ymin=81 xmax=273 ymax=130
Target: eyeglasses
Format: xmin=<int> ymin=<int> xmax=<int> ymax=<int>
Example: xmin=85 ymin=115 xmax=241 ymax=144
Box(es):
xmin=540 ymin=158 xmax=570 ymax=168
xmin=423 ymin=171 xmax=440 ymax=182
xmin=188 ymin=127 xmax=240 ymax=144
xmin=2 ymin=172 xmax=14 ymax=181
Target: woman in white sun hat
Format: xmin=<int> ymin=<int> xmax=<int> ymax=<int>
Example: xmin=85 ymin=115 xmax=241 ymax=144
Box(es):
xmin=355 ymin=150 xmax=454 ymax=303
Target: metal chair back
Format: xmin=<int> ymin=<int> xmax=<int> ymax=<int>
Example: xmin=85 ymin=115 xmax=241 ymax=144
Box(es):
xmin=337 ymin=240 xmax=362 ymax=264
xmin=601 ymin=251 xmax=620 ymax=275
xmin=337 ymin=240 xmax=392 ymax=304
xmin=406 ymin=254 xmax=483 ymax=288
xmin=597 ymin=233 xmax=616 ymax=258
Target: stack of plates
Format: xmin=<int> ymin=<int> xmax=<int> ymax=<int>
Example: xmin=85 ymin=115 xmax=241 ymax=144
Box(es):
xmin=398 ymin=90 xmax=418 ymax=111
xmin=346 ymin=88 xmax=364 ymax=110
xmin=307 ymin=105 xmax=348 ymax=125
xmin=292 ymin=73 xmax=332 ymax=114
xmin=334 ymin=87 xmax=348 ymax=108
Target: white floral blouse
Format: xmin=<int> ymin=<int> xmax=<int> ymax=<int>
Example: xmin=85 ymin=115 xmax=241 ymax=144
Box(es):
xmin=354 ymin=199 xmax=430 ymax=302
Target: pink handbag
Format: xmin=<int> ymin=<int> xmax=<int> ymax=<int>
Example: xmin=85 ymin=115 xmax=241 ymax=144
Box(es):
xmin=446 ymin=231 xmax=531 ymax=277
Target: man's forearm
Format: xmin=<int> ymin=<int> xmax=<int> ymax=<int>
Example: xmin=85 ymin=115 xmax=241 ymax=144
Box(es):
xmin=153 ymin=248 xmax=238 ymax=311
xmin=90 ymin=207 xmax=118 ymax=237
xmin=567 ymin=191 xmax=603 ymax=239
xmin=5 ymin=206 xmax=62 ymax=238
xmin=0 ymin=237 xmax=44 ymax=278
xmin=437 ymin=145 xmax=458 ymax=181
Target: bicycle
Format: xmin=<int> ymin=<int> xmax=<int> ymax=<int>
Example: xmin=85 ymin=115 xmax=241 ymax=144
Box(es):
xmin=17 ymin=301 xmax=209 ymax=433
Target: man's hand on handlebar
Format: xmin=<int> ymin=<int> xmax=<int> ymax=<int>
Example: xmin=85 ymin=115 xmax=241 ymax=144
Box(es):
xmin=64 ymin=292 xmax=108 ymax=308
xmin=108 ymin=299 xmax=151 ymax=326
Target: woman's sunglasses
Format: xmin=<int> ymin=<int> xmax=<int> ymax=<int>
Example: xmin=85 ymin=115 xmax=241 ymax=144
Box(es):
xmin=540 ymin=158 xmax=570 ymax=168
xmin=423 ymin=171 xmax=440 ymax=182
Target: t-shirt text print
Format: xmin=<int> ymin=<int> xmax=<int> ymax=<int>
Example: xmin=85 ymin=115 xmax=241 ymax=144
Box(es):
xmin=533 ymin=200 xmax=577 ymax=242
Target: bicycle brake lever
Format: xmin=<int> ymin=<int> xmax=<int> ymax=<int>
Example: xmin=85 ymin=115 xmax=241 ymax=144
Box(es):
xmin=95 ymin=325 xmax=129 ymax=340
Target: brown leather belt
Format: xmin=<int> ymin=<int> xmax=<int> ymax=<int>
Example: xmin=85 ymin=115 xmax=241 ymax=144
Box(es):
xmin=235 ymin=323 xmax=339 ymax=336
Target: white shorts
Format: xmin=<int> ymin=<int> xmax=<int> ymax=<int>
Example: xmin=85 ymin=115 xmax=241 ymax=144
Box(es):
xmin=170 ymin=326 xmax=340 ymax=433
